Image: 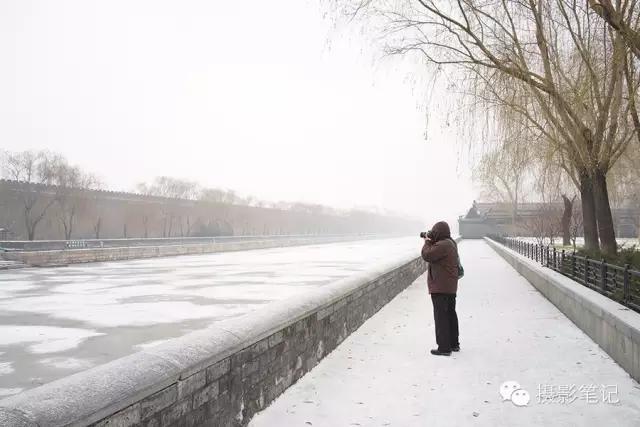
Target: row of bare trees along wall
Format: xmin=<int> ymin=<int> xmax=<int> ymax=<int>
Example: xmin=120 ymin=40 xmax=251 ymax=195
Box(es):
xmin=0 ymin=151 xmax=420 ymax=241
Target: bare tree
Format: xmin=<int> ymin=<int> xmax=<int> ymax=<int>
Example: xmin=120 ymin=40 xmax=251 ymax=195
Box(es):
xmin=0 ymin=150 xmax=58 ymax=240
xmin=337 ymin=0 xmax=640 ymax=254
xmin=588 ymin=0 xmax=640 ymax=58
xmin=93 ymin=216 xmax=102 ymax=239
xmin=52 ymin=161 xmax=101 ymax=240
xmin=561 ymin=194 xmax=576 ymax=246
xmin=570 ymin=207 xmax=584 ymax=250
xmin=142 ymin=215 xmax=150 ymax=238
xmin=200 ymin=188 xmax=228 ymax=204
xmin=137 ymin=176 xmax=199 ymax=237
xmin=522 ymin=203 xmax=562 ymax=245
xmin=473 ymin=119 xmax=532 ymax=236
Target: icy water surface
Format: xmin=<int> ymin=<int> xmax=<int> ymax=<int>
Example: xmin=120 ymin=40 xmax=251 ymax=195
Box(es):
xmin=0 ymin=237 xmax=420 ymax=396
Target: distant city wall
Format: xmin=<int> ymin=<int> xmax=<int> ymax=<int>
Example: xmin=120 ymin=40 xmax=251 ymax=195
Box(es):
xmin=0 ymin=180 xmax=421 ymax=241
xmin=0 ymin=251 xmax=430 ymax=426
xmin=486 ymin=238 xmax=640 ymax=383
xmin=2 ymin=235 xmax=390 ymax=267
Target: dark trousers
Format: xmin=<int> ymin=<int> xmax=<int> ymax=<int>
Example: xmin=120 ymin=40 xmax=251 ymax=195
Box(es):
xmin=431 ymin=293 xmax=459 ymax=352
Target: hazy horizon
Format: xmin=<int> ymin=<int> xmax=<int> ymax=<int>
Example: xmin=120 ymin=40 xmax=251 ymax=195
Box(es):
xmin=0 ymin=0 xmax=475 ymax=228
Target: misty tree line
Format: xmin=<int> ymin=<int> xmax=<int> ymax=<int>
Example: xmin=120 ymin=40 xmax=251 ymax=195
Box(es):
xmin=335 ymin=0 xmax=640 ymax=255
xmin=133 ymin=176 xmax=356 ymax=240
xmin=0 ymin=150 xmax=401 ymax=241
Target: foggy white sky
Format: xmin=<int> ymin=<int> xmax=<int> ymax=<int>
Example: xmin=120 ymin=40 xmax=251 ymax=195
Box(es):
xmin=0 ymin=0 xmax=474 ymax=228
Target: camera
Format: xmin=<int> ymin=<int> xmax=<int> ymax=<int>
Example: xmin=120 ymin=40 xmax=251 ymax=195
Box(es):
xmin=420 ymin=230 xmax=435 ymax=240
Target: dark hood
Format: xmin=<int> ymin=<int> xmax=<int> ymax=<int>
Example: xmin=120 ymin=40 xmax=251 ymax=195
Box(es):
xmin=431 ymin=221 xmax=451 ymax=241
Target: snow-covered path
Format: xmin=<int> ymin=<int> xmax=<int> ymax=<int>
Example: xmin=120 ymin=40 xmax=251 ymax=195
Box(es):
xmin=250 ymin=240 xmax=640 ymax=427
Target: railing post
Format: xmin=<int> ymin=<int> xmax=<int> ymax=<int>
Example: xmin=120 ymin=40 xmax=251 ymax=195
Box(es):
xmin=553 ymin=247 xmax=557 ymax=270
xmin=535 ymin=244 xmax=539 ymax=263
xmin=623 ymin=264 xmax=630 ymax=305
xmin=545 ymin=246 xmax=550 ymax=267
xmin=600 ymin=259 xmax=607 ymax=294
xmin=584 ymin=255 xmax=589 ymax=287
xmin=571 ymin=251 xmax=576 ymax=278
xmin=561 ymin=249 xmax=565 ymax=273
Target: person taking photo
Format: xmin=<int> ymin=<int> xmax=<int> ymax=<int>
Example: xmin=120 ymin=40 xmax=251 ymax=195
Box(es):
xmin=421 ymin=221 xmax=460 ymax=356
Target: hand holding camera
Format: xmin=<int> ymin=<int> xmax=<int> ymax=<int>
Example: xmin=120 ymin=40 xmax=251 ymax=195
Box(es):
xmin=420 ymin=230 xmax=435 ymax=242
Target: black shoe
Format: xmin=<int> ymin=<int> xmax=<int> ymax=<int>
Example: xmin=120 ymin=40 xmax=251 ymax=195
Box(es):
xmin=430 ymin=349 xmax=451 ymax=356
xmin=452 ymin=345 xmax=460 ymax=352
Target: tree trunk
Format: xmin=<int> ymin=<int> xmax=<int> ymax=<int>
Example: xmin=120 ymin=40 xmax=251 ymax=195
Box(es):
xmin=511 ymin=195 xmax=518 ymax=237
xmin=64 ymin=211 xmax=74 ymax=240
xmin=94 ymin=218 xmax=101 ymax=239
xmin=561 ymin=195 xmax=573 ymax=246
xmin=25 ymin=214 xmax=37 ymax=241
xmin=579 ymin=171 xmax=600 ymax=252
xmin=593 ymin=168 xmax=617 ymax=255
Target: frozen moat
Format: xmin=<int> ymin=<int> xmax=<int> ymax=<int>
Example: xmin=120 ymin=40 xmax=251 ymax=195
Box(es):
xmin=0 ymin=237 xmax=421 ymax=397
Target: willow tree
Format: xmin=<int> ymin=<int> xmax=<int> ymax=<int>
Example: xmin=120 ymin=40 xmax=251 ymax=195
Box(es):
xmin=337 ymin=0 xmax=639 ymax=254
xmin=588 ymin=0 xmax=640 ymax=59
xmin=473 ymin=103 xmax=534 ymax=236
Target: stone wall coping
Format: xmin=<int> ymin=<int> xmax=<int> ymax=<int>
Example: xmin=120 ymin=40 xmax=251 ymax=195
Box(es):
xmin=0 ymin=249 xmax=425 ymax=426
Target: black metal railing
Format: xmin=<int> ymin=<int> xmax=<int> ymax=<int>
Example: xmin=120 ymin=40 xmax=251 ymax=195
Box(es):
xmin=490 ymin=236 xmax=640 ymax=314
